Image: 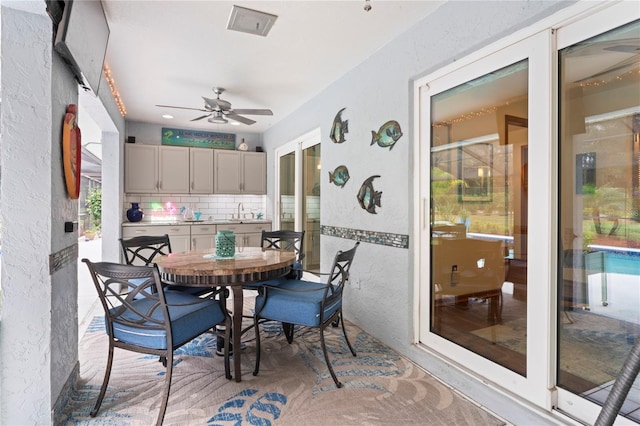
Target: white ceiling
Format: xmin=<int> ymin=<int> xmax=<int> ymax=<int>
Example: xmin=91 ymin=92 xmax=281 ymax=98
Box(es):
xmin=102 ymin=0 xmax=446 ymax=134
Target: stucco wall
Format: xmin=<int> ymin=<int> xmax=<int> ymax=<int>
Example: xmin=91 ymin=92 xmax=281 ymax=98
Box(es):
xmin=262 ymin=0 xmax=573 ymax=359
xmin=1 ymin=5 xmax=61 ymax=424
xmin=0 ymin=2 xmax=126 ymax=423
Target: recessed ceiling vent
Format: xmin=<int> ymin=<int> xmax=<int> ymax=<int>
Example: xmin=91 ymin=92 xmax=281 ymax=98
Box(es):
xmin=227 ymin=5 xmax=277 ymax=37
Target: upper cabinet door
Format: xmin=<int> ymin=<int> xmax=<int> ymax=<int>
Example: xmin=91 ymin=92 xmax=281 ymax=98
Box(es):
xmin=125 ymin=144 xmax=158 ymax=193
xmin=190 ymin=147 xmax=214 ymax=193
xmin=214 ymin=150 xmax=242 ymax=194
xmin=158 ymin=146 xmax=190 ymax=193
xmin=242 ymin=152 xmax=267 ymax=194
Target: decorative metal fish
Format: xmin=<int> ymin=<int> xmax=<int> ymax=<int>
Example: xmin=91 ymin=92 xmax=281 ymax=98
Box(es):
xmin=330 ymin=107 xmax=349 ymax=143
xmin=329 ymin=165 xmax=350 ymax=188
xmin=357 ymin=175 xmax=382 ymax=214
xmin=371 ymin=120 xmax=403 ymax=150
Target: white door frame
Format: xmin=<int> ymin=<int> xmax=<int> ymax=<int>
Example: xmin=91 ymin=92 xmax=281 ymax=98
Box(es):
xmin=274 ymin=128 xmax=321 ymax=232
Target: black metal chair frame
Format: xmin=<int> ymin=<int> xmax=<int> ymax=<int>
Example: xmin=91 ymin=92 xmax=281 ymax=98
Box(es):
xmin=120 ymin=234 xmax=172 ymax=266
xmin=241 ymin=230 xmax=305 ymax=341
xmin=83 ymin=259 xmax=231 ymax=425
xmin=252 ymin=241 xmax=359 ymax=388
xmin=119 ymin=234 xmax=212 ymax=297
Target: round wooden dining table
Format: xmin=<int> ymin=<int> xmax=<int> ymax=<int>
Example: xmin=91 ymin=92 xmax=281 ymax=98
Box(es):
xmin=154 ymin=247 xmax=296 ymax=382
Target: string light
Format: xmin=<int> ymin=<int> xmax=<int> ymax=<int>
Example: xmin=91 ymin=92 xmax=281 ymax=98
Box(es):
xmin=103 ymin=63 xmax=127 ymax=117
xmin=578 ymin=68 xmax=639 ymax=88
xmin=432 ymin=105 xmax=500 ymax=128
xmin=431 ymin=67 xmax=638 ymax=128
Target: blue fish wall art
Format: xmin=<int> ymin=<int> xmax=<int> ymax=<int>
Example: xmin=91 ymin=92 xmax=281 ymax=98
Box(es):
xmin=329 ymin=165 xmax=350 ymax=188
xmin=371 ymin=120 xmax=403 ymax=150
xmin=357 ymin=175 xmax=382 ymax=214
xmin=330 ymin=107 xmax=349 ymax=144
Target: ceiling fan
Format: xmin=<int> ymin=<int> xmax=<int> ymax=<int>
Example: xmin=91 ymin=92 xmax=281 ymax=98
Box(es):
xmin=156 ymin=87 xmax=273 ymax=125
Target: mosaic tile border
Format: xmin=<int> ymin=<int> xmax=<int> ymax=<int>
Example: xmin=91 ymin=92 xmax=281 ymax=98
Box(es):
xmin=321 ymin=225 xmax=409 ymax=249
xmin=49 ymin=243 xmax=78 ymax=275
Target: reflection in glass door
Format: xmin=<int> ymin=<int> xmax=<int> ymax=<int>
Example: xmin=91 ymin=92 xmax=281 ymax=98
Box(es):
xmin=558 ymin=20 xmax=640 ymax=422
xmin=430 ymin=60 xmax=529 ymax=375
xmin=276 ymin=130 xmax=321 ymax=274
xmin=279 ymin=152 xmax=295 ymax=232
xmin=302 ymin=144 xmax=321 ymax=272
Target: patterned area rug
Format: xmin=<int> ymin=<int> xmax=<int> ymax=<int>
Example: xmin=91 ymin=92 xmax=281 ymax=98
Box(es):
xmin=60 ymin=315 xmax=505 ymax=425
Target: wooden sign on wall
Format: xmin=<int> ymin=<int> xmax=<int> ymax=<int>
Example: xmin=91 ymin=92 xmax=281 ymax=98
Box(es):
xmin=161 ymin=127 xmax=236 ymax=150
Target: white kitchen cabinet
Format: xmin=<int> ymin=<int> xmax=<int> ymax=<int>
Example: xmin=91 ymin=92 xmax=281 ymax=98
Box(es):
xmin=125 ymin=144 xmax=158 ymax=193
xmin=242 ymin=152 xmax=267 ymax=194
xmin=158 ymin=146 xmax=190 ymax=193
xmin=190 ymin=224 xmax=217 ymax=250
xmin=190 ymin=147 xmax=214 ymax=193
xmin=125 ymin=144 xmax=190 ymax=193
xmin=216 ymin=222 xmax=271 ymax=249
xmin=213 ymin=150 xmax=266 ymax=194
xmin=122 ymin=224 xmax=191 ymax=254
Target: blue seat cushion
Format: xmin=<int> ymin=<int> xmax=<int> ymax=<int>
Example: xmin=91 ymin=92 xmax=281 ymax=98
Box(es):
xmin=244 ymin=276 xmax=288 ymax=289
xmin=244 ymin=261 xmax=303 ymax=289
xmin=255 ymin=280 xmax=342 ymax=327
xmin=109 ymin=290 xmax=225 ymax=350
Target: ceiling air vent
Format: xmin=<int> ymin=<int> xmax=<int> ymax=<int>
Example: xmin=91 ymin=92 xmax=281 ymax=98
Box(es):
xmin=227 ymin=5 xmax=277 ymax=37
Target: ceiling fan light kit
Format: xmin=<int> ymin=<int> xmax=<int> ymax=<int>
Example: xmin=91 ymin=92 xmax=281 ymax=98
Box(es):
xmin=156 ymin=87 xmax=273 ymax=126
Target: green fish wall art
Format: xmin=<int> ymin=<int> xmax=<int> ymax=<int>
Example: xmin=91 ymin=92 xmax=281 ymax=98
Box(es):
xmin=330 ymin=107 xmax=349 ymax=143
xmin=329 ymin=165 xmax=350 ymax=188
xmin=371 ymin=120 xmax=403 ymax=150
xmin=357 ymin=175 xmax=382 ymax=214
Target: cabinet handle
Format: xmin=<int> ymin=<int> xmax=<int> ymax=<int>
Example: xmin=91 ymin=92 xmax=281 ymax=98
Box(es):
xmin=156 ymin=181 xmax=160 ymax=190
xmin=159 ymin=181 xmax=162 ymax=190
xmin=192 ymin=238 xmax=196 ymax=249
xmin=191 ymin=182 xmax=194 ymax=190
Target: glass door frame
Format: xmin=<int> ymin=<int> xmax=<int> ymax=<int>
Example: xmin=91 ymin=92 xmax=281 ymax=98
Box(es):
xmin=416 ymin=30 xmax=555 ymax=408
xmin=274 ymin=128 xmax=321 ymax=269
xmin=554 ymin=3 xmax=640 ymax=422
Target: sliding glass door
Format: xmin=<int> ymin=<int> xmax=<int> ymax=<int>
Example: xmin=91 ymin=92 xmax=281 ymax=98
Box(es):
xmin=418 ymin=4 xmax=638 ymax=423
xmin=275 ymin=129 xmax=321 ymax=273
xmin=556 ymin=15 xmax=640 ymax=423
xmin=418 ymin=30 xmax=553 ymax=407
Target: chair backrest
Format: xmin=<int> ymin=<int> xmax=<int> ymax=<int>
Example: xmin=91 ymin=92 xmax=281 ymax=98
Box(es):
xmin=82 ymin=259 xmax=171 ymax=341
xmin=324 ymin=242 xmax=360 ymax=297
xmin=120 ymin=234 xmax=172 ymax=266
xmin=261 ymin=230 xmax=305 ymax=278
xmin=261 ymin=230 xmax=305 ymax=260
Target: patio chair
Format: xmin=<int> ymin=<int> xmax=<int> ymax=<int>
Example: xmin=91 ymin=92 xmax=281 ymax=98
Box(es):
xmin=119 ymin=234 xmax=210 ymax=296
xmin=252 ymin=242 xmax=359 ymax=388
xmin=241 ymin=230 xmax=305 ymax=342
xmin=82 ymin=259 xmax=231 ymax=425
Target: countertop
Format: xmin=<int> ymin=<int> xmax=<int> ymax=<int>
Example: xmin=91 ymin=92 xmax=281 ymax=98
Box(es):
xmin=122 ymin=219 xmax=272 ymax=227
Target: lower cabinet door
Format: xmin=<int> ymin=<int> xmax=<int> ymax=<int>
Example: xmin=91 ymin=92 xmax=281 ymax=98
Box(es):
xmin=244 ymin=232 xmax=262 ymax=248
xmin=192 ymin=234 xmax=216 ymax=250
xmin=169 ymin=235 xmax=191 ymax=253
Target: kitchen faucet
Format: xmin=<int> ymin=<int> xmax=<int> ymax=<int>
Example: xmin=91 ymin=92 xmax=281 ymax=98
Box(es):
xmin=237 ymin=202 xmax=244 ymax=219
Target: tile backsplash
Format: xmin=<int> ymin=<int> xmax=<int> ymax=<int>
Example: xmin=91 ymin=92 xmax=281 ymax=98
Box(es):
xmin=124 ymin=193 xmax=267 ymax=222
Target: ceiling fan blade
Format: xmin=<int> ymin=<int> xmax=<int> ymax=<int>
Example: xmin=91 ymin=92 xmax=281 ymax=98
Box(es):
xmin=226 ymin=113 xmax=256 ymax=125
xmin=232 ymin=108 xmax=273 ymax=116
xmin=190 ymin=114 xmax=211 ymax=121
xmin=156 ymin=104 xmax=209 ymax=112
xmin=202 ymin=96 xmax=232 ymax=111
